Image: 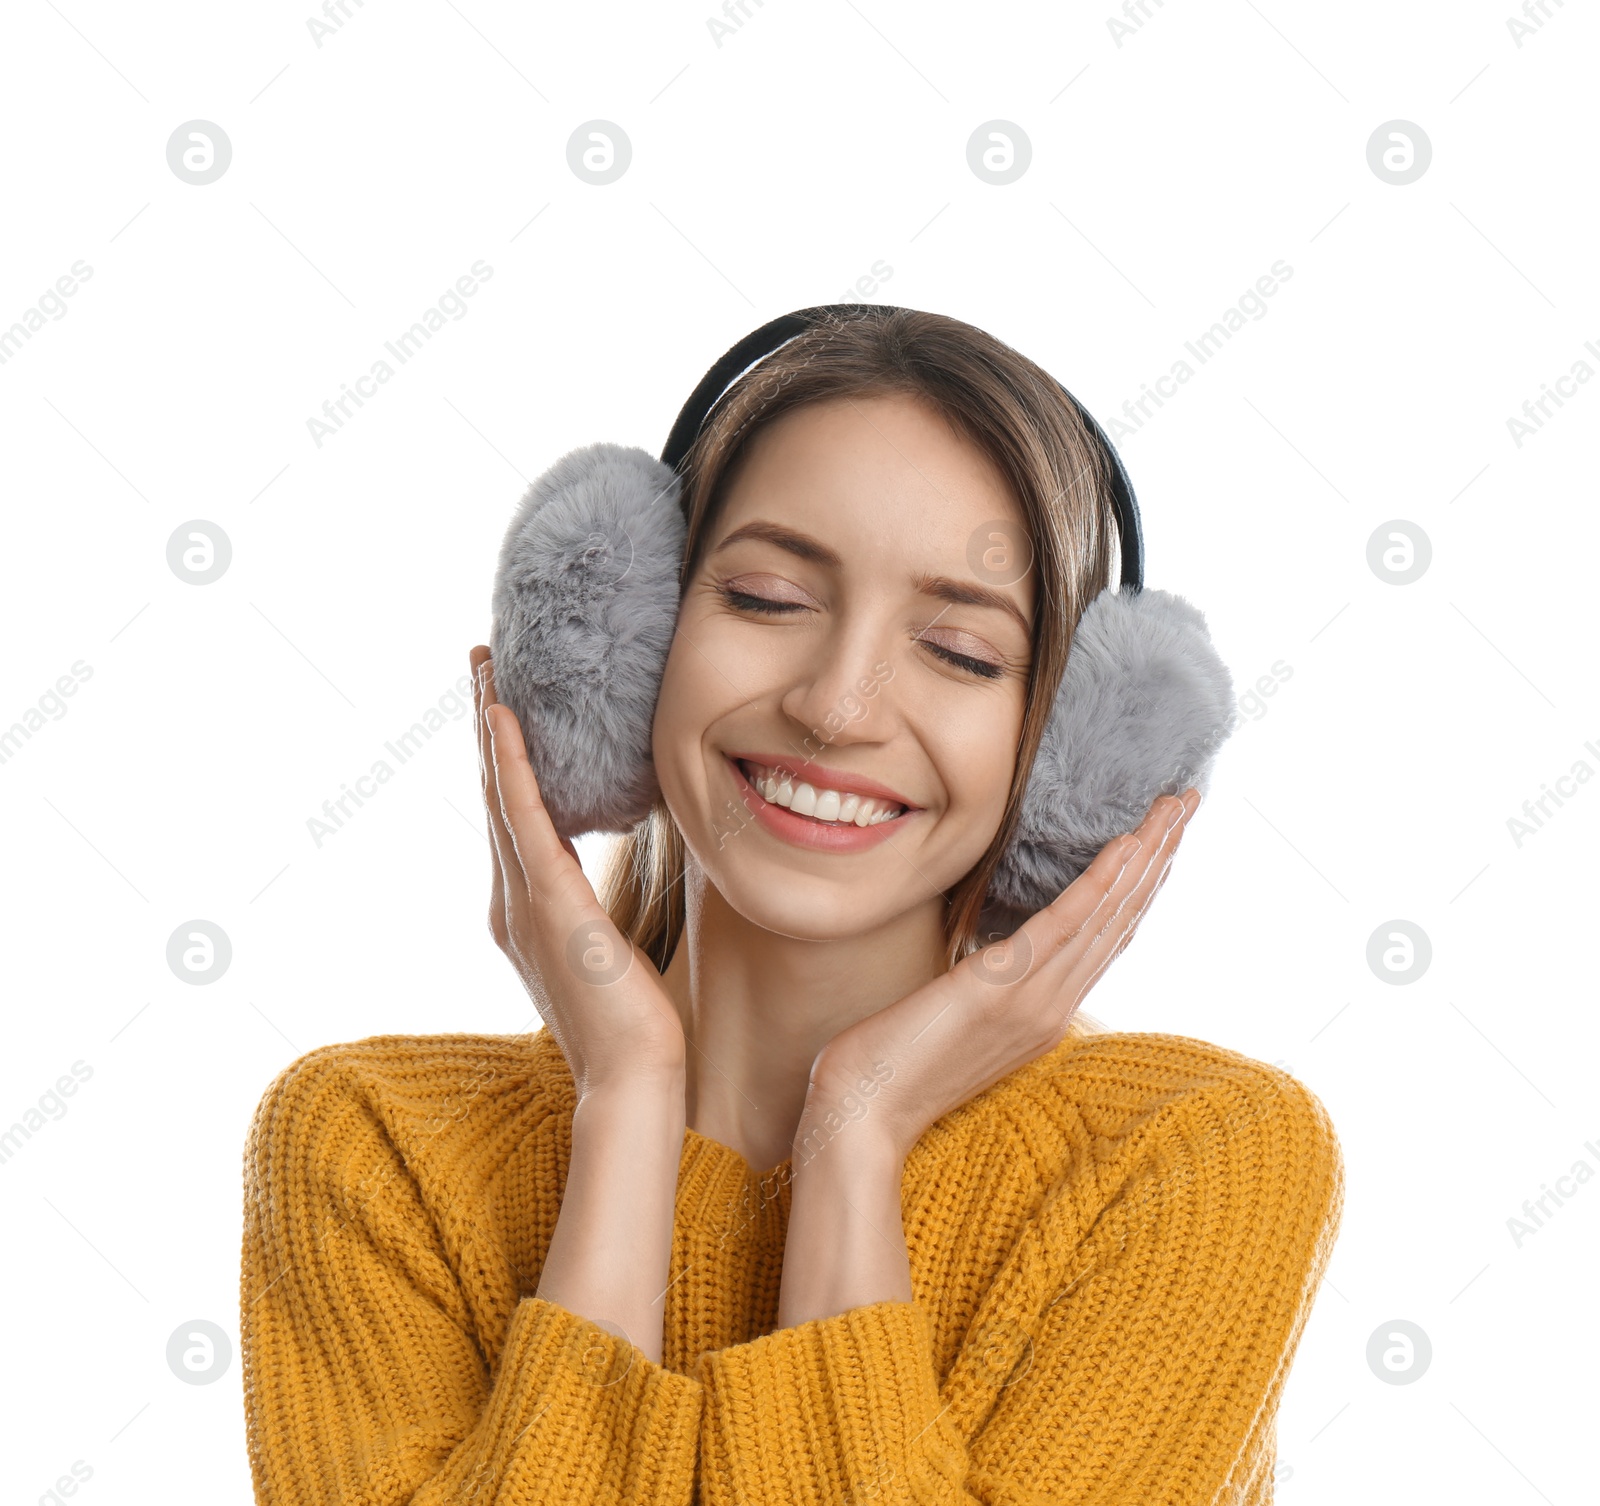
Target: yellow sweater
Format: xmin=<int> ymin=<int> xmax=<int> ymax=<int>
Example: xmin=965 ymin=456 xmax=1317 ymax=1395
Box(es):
xmin=239 ymin=1026 xmax=1342 ymax=1505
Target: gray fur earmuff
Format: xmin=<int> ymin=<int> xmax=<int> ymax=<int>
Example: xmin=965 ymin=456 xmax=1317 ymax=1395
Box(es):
xmin=489 ymin=439 xmax=1238 ymax=920
xmin=489 ymin=442 xmax=685 ymax=837
xmin=977 ymin=585 xmax=1237 ymax=933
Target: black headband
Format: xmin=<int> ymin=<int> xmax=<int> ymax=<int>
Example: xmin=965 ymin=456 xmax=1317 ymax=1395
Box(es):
xmin=658 ymin=303 xmax=1145 ymax=591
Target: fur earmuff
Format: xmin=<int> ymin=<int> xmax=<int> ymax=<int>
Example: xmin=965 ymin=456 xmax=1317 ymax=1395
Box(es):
xmin=980 ymin=585 xmax=1237 ymax=929
xmin=488 ymin=442 xmax=683 ymax=836
xmin=489 ymin=447 xmax=1237 ymax=927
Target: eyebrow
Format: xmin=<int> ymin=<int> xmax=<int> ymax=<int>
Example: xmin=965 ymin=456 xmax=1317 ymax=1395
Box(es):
xmin=711 ymin=518 xmax=1031 ymax=637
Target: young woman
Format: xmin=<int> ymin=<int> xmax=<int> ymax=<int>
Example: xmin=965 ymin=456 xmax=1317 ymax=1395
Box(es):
xmin=240 ymin=309 xmax=1342 ymax=1504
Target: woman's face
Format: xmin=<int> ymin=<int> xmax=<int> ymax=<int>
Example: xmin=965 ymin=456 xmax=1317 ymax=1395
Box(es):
xmin=651 ymin=390 xmax=1037 ymax=942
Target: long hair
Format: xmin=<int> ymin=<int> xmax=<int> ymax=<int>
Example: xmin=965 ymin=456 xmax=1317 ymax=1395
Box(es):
xmin=596 ymin=306 xmax=1120 ymax=1031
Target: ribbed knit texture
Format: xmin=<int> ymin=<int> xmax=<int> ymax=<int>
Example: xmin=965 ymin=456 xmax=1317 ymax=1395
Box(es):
xmin=240 ymin=1026 xmax=1343 ymax=1504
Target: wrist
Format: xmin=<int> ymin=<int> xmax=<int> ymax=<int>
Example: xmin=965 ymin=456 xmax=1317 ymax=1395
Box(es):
xmin=790 ymin=1098 xmax=906 ymax=1185
xmin=541 ymin=1071 xmax=683 ymax=1367
xmin=798 ymin=1048 xmax=913 ymax=1163
xmin=573 ymin=1073 xmax=686 ymax=1139
xmin=780 ymin=1111 xmax=911 ymax=1327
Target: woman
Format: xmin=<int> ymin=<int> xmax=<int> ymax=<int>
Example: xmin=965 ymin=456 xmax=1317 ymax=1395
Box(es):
xmin=240 ymin=308 xmax=1342 ymax=1504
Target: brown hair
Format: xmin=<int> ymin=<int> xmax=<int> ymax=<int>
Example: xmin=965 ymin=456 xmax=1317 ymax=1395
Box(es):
xmin=596 ymin=306 xmax=1120 ymax=995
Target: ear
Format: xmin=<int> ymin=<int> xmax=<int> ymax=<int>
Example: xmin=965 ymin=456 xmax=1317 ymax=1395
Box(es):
xmin=489 ymin=442 xmax=686 ymax=837
xmin=985 ymin=585 xmax=1239 ymax=918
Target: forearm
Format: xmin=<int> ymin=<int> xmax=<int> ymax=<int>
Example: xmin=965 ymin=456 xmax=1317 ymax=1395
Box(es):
xmin=776 ymin=1116 xmax=911 ymax=1329
xmin=536 ymin=1074 xmax=686 ymax=1366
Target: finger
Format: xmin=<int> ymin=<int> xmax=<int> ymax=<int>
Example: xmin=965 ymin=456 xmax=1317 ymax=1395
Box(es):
xmin=875 ymin=799 xmax=1188 ymax=1125
xmin=1118 ymin=787 xmax=1199 ymax=930
xmin=472 ymin=647 xmax=494 ymax=799
xmin=1018 ymin=792 xmax=1193 ymax=1019
xmin=1024 ymin=792 xmax=1187 ymax=961
xmin=471 ymin=648 xmax=509 ymax=938
xmin=1050 ymin=796 xmax=1195 ymax=1010
xmin=1081 ymin=792 xmax=1193 ymax=948
xmin=958 ymin=798 xmax=1178 ymax=1041
xmin=486 ymin=696 xmax=586 ymax=913
xmin=1030 ymin=841 xmax=1187 ymax=1047
xmin=956 ymin=792 xmax=1196 ymax=1064
xmin=477 ymin=658 xmax=525 ymax=886
xmin=470 ymin=645 xmax=496 ymax=810
xmin=1074 ymin=829 xmax=1183 ymax=987
xmin=479 ymin=659 xmax=539 ymax=949
xmin=1049 ymin=845 xmax=1182 ymax=1035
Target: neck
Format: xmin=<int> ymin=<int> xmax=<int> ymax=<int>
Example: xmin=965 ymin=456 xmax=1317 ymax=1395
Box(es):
xmin=660 ymin=858 xmax=950 ymax=1178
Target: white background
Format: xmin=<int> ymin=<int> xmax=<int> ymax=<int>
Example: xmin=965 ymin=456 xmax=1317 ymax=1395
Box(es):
xmin=1 ymin=1 xmax=1595 ymax=1501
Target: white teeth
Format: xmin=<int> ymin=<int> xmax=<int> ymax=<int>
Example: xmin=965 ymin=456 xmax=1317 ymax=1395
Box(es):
xmin=741 ymin=760 xmax=905 ymax=826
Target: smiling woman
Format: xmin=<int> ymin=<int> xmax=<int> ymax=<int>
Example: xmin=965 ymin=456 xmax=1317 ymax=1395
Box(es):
xmin=649 ymin=390 xmax=1053 ymax=961
xmin=615 ymin=311 xmax=1119 ymax=981
xmin=239 ymin=305 xmax=1343 ymax=1506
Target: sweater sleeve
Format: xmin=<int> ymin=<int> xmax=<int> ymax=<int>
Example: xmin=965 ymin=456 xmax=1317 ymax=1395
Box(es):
xmin=693 ymin=1062 xmax=1343 ymax=1505
xmin=239 ymin=1051 xmax=703 ymax=1506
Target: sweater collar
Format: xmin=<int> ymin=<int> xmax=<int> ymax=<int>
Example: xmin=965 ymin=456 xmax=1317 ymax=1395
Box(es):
xmin=526 ymin=1023 xmax=1096 ymax=1242
xmin=523 ymin=1030 xmax=796 ymax=1238
xmin=675 ymin=1123 xmax=795 ymax=1243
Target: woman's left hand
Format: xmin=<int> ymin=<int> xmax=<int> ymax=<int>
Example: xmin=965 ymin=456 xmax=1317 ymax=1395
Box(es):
xmin=798 ymin=787 xmax=1201 ymax=1164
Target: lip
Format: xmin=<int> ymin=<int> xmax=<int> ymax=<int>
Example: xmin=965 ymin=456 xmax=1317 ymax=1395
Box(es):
xmin=724 ymin=755 xmax=914 ymax=854
xmin=723 ymin=750 xmax=920 ymax=811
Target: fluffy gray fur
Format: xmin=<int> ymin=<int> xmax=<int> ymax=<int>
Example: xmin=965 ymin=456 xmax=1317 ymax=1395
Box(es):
xmin=490 ymin=447 xmax=1238 ymax=932
xmin=489 ymin=442 xmax=685 ymax=836
xmin=980 ymin=585 xmax=1238 ymax=928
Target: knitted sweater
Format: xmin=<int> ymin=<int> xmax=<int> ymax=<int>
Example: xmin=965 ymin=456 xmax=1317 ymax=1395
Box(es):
xmin=239 ymin=1025 xmax=1343 ymax=1505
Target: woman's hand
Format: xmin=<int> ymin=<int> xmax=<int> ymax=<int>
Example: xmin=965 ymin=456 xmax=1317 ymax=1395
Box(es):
xmin=798 ymin=788 xmax=1201 ymax=1164
xmin=469 ymin=645 xmax=687 ymax=1096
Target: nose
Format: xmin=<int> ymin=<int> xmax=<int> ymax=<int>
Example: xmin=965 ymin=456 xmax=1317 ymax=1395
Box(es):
xmin=777 ymin=621 xmax=900 ymax=756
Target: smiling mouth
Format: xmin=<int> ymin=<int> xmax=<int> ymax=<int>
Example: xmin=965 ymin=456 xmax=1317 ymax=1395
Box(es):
xmin=734 ymin=757 xmax=909 ymax=827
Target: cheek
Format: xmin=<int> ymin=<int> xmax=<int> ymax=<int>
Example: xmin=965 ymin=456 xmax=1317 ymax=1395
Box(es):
xmin=650 ymin=616 xmax=744 ymax=805
xmin=922 ymin=688 xmax=1025 ymax=845
xmin=650 ymin=638 xmax=702 ymax=793
xmin=954 ymin=717 xmax=1023 ymax=812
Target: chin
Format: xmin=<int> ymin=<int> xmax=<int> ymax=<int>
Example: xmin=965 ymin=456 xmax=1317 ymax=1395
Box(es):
xmin=705 ymin=854 xmax=899 ymax=942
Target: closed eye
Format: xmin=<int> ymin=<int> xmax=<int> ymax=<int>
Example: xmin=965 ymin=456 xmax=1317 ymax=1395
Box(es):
xmin=715 ymin=584 xmax=1005 ymax=681
xmin=718 ymin=586 xmax=805 ymax=615
xmin=922 ymin=643 xmax=1005 ymax=681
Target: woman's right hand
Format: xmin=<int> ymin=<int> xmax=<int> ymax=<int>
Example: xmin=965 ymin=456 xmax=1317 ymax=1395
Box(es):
xmin=470 ymin=645 xmax=687 ymax=1097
